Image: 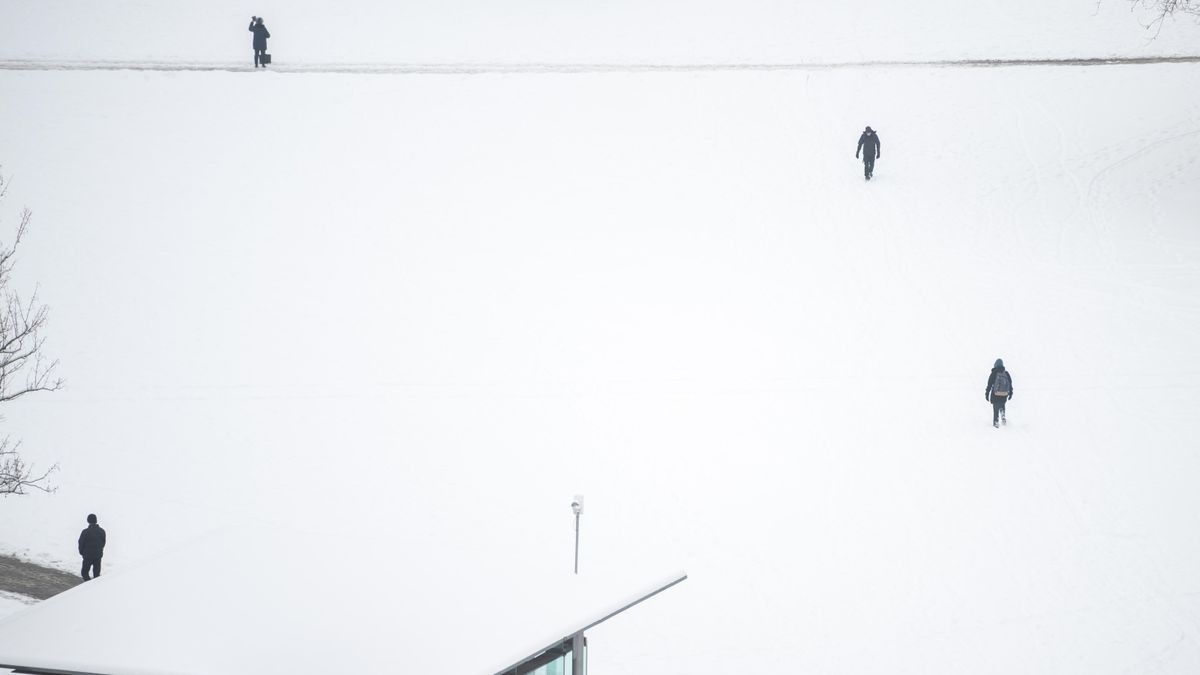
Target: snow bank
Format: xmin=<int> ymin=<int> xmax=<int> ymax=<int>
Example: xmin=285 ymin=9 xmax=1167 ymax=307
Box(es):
xmin=0 ymin=525 xmax=683 ymax=675
xmin=0 ymin=593 xmax=36 ymax=623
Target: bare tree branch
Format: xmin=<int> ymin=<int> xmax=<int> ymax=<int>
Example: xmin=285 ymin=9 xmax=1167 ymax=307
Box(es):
xmin=1129 ymin=0 xmax=1200 ymax=37
xmin=0 ymin=168 xmax=62 ymax=496
xmin=0 ymin=438 xmax=57 ymax=495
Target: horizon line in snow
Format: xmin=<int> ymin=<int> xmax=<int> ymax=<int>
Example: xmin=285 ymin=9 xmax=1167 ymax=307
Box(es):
xmin=1 ymin=55 xmax=1199 ymax=75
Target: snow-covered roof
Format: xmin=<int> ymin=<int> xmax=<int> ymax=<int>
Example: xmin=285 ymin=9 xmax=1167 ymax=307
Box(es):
xmin=0 ymin=526 xmax=685 ymax=675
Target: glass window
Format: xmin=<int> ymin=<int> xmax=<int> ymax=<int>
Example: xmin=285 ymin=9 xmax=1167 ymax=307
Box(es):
xmin=525 ymin=651 xmax=571 ymax=675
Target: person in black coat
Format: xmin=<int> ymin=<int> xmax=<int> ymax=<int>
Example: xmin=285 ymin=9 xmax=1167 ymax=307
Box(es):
xmin=78 ymin=513 xmax=107 ymax=581
xmin=856 ymin=126 xmax=881 ymax=180
xmin=984 ymin=358 xmax=1013 ymax=428
xmin=249 ymin=16 xmax=271 ymax=68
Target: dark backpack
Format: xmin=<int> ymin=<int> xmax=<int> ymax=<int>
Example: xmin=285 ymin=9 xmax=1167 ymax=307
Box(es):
xmin=992 ymin=371 xmax=1010 ymax=396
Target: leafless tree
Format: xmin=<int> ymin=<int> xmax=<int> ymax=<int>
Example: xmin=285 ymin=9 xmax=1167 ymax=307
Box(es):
xmin=1129 ymin=0 xmax=1200 ymax=36
xmin=1 ymin=439 xmax=56 ymax=495
xmin=0 ymin=170 xmax=62 ymax=495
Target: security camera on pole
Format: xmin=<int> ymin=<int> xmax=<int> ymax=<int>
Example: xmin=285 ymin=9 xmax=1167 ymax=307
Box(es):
xmin=571 ymin=495 xmax=583 ymax=575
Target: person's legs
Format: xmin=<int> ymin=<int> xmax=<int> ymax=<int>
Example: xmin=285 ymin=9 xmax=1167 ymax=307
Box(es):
xmin=864 ymin=155 xmax=875 ymax=179
xmin=81 ymin=558 xmax=90 ymax=581
xmin=254 ymin=49 xmax=262 ymax=67
xmin=92 ymin=557 xmax=101 ymax=578
xmin=991 ymin=395 xmax=1004 ymax=426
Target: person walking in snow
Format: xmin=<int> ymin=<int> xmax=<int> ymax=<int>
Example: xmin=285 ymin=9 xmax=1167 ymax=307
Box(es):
xmin=249 ymin=16 xmax=271 ymax=68
xmin=78 ymin=513 xmax=107 ymax=581
xmin=856 ymin=126 xmax=881 ymax=180
xmin=985 ymin=358 xmax=1013 ymax=428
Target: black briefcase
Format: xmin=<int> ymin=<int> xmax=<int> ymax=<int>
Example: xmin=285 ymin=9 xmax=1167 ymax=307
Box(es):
xmin=261 ymin=53 xmax=272 ymax=65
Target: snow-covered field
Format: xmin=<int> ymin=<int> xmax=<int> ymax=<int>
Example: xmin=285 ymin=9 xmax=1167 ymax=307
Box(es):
xmin=1 ymin=61 xmax=1198 ymax=672
xmin=2 ymin=0 xmax=1200 ymax=672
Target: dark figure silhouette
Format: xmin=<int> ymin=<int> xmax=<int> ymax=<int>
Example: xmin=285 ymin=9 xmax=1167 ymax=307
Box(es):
xmin=985 ymin=358 xmax=1014 ymax=428
xmin=856 ymin=126 xmax=881 ymax=180
xmin=249 ymin=17 xmax=271 ymax=68
xmin=78 ymin=513 xmax=107 ymax=581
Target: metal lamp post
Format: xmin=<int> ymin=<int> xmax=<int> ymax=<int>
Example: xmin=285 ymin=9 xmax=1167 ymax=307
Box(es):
xmin=571 ymin=495 xmax=583 ymax=575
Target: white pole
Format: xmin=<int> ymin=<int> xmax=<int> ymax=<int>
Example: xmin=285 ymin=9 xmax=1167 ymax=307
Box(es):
xmin=571 ymin=495 xmax=584 ymax=575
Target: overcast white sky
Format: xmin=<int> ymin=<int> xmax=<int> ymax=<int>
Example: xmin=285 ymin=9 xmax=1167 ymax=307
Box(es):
xmin=1 ymin=0 xmax=1198 ymax=64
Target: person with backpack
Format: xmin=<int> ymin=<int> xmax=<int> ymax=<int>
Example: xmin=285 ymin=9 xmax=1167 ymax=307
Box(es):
xmin=985 ymin=358 xmax=1013 ymax=428
xmin=78 ymin=513 xmax=107 ymax=581
xmin=856 ymin=126 xmax=881 ymax=180
xmin=249 ymin=16 xmax=271 ymax=68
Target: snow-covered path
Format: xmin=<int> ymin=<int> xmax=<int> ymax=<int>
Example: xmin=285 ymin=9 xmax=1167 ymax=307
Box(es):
xmin=0 ymin=556 xmax=78 ymax=601
xmin=1 ymin=56 xmax=1199 ymax=75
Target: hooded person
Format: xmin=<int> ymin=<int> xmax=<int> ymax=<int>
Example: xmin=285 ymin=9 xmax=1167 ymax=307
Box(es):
xmin=856 ymin=126 xmax=881 ymax=180
xmin=984 ymin=358 xmax=1013 ymax=428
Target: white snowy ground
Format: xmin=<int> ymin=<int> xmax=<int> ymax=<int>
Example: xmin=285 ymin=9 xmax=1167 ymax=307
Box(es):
xmin=0 ymin=592 xmax=36 ymax=622
xmin=0 ymin=60 xmax=1199 ymax=673
xmin=3 ymin=1 xmax=1200 ymax=670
